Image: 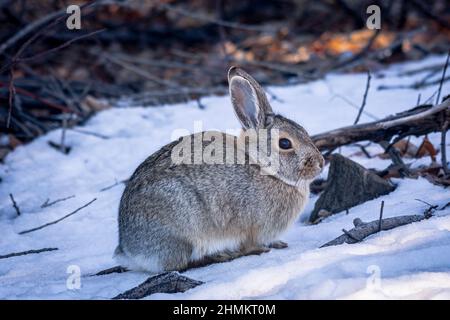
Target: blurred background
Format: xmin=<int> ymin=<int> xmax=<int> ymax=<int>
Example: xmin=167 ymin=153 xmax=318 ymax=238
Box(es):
xmin=1 ymin=0 xmax=449 ymax=160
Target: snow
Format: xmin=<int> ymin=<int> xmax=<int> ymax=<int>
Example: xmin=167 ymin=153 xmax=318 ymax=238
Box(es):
xmin=0 ymin=55 xmax=449 ymax=300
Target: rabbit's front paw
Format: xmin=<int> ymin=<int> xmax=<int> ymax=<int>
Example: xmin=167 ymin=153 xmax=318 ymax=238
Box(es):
xmin=268 ymin=240 xmax=288 ymax=249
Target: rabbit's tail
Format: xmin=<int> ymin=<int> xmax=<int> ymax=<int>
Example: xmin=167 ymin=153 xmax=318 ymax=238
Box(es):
xmin=113 ymin=245 xmax=162 ymax=272
xmin=113 ymin=245 xmax=133 ymax=269
xmin=113 ymin=245 xmax=128 ymax=266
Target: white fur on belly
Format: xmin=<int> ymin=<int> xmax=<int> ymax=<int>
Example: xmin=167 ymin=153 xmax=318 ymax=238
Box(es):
xmin=190 ymin=237 xmax=241 ymax=261
xmin=114 ymin=251 xmax=163 ymax=273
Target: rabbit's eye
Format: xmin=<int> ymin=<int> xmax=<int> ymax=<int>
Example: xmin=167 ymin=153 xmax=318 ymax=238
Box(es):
xmin=279 ymin=138 xmax=292 ymax=150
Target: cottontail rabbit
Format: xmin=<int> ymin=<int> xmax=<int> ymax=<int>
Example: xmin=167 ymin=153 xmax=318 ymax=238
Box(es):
xmin=115 ymin=67 xmax=324 ymax=272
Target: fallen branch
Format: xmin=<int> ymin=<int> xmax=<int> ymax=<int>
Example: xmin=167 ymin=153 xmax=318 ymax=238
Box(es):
xmin=0 ymin=247 xmax=58 ymax=259
xmin=112 ymin=272 xmax=203 ymax=300
xmin=19 ymin=198 xmax=96 ymax=235
xmin=321 ymin=212 xmax=432 ymax=247
xmin=312 ymin=98 xmax=450 ymax=152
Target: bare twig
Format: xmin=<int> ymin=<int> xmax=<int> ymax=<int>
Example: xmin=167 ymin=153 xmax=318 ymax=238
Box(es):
xmin=334 ymin=0 xmax=365 ymax=28
xmin=110 ymin=53 xmax=219 ymax=75
xmin=103 ymin=54 xmax=179 ymax=88
xmin=69 ymin=128 xmax=110 ymax=140
xmin=352 ymin=142 xmax=373 ymax=158
xmin=9 ymin=193 xmax=21 ymax=216
xmin=329 ymin=94 xmax=379 ymax=121
xmin=0 ymin=82 xmax=75 ymax=113
xmin=435 ymin=51 xmax=450 ymax=105
xmin=409 ymin=0 xmax=450 ymax=30
xmin=414 ymin=198 xmax=435 ymax=207
xmin=18 ymin=29 xmax=106 ymax=63
xmin=441 ymin=202 xmax=450 ymax=211
xmin=414 ymin=199 xmax=439 ymax=218
xmin=0 ymin=9 xmax=65 ymax=56
xmin=397 ymin=63 xmax=447 ymax=77
xmin=378 ymin=201 xmax=384 ymax=231
xmin=7 ymin=69 xmax=16 ymax=128
xmin=436 ymin=53 xmax=450 ymax=175
xmin=442 ymin=118 xmax=449 ymax=175
xmin=333 ymin=29 xmax=380 ymax=71
xmin=100 ymin=179 xmax=128 ymax=192
xmin=19 ymin=198 xmax=96 ymax=235
xmin=354 ymin=71 xmax=371 ymax=125
xmin=215 ymin=0 xmax=231 ymax=61
xmin=60 ymin=115 xmax=68 ymax=154
xmin=48 ymin=140 xmax=71 ymax=154
xmin=378 ymin=75 xmax=450 ymax=91
xmin=416 ymin=93 xmax=422 ymax=106
xmin=0 ymin=1 xmax=102 ymax=57
xmin=0 ymin=247 xmax=58 ymax=260
xmin=2 ymin=3 xmax=104 ymax=130
xmin=379 ymin=140 xmax=412 ymax=178
xmin=41 ymin=195 xmax=75 ymax=208
xmin=159 ymin=3 xmax=274 ymax=32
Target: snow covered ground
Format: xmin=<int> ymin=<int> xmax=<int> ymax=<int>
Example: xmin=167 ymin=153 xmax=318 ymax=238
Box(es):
xmin=0 ymin=55 xmax=449 ymax=300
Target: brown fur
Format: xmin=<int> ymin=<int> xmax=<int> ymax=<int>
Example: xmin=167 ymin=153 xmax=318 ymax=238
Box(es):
xmin=115 ymin=67 xmax=324 ymax=272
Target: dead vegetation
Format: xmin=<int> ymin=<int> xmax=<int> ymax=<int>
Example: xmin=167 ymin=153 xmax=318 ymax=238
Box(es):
xmin=1 ymin=0 xmax=449 ymax=300
xmin=1 ymin=0 xmax=450 ymax=160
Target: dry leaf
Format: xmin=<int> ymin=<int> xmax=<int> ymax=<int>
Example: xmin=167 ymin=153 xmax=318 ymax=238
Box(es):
xmin=81 ymin=95 xmax=111 ymax=112
xmin=377 ymin=139 xmax=418 ymax=159
xmin=8 ymin=135 xmax=22 ymax=149
xmin=416 ymin=136 xmax=437 ymax=162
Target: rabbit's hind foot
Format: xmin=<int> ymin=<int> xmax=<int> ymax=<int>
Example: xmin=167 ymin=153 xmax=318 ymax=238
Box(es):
xmin=268 ymin=240 xmax=288 ymax=249
xmin=242 ymin=245 xmax=271 ymax=256
xmin=185 ymin=244 xmax=275 ymax=271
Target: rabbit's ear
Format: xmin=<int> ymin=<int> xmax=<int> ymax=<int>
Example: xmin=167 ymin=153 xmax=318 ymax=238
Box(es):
xmin=228 ymin=67 xmax=273 ymax=129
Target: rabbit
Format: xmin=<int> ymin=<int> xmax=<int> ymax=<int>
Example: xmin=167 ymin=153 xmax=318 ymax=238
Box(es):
xmin=114 ymin=66 xmax=324 ymax=272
